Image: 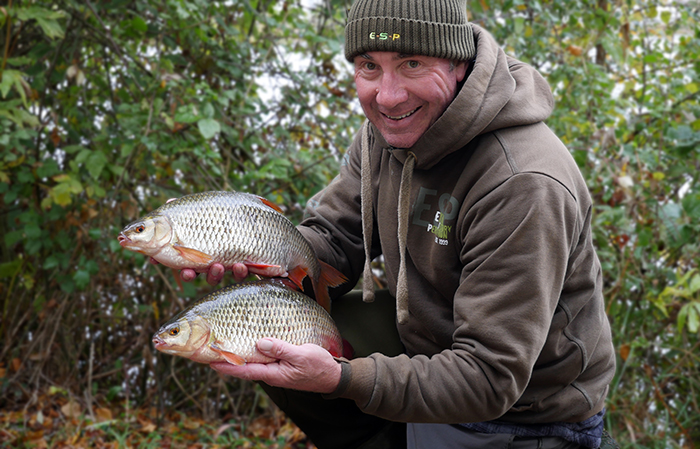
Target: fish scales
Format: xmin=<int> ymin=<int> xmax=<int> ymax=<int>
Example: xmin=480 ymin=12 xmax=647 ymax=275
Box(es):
xmin=152 ymin=280 xmax=343 ymax=364
xmin=157 ymin=192 xmax=315 ymax=272
xmin=119 ymin=191 xmax=347 ymax=311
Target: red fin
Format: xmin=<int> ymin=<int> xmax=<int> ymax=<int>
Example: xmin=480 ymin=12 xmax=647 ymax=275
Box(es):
xmin=311 ymin=260 xmax=348 ymax=313
xmin=210 ymin=343 xmax=246 ymax=366
xmin=245 ymin=262 xmax=285 ymax=278
xmin=173 ymin=244 xmax=214 ymax=264
xmin=171 ymin=268 xmax=184 ymax=292
xmin=287 ymin=265 xmax=309 ymax=291
xmin=323 ymin=335 xmax=351 ymax=359
xmin=257 ymin=196 xmax=284 ymax=214
xmin=342 ymin=338 xmax=355 ymax=360
xmin=275 ymin=278 xmax=301 ymax=291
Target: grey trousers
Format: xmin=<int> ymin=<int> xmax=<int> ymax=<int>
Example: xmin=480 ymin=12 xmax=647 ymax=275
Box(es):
xmin=407 ymin=423 xmax=581 ymax=449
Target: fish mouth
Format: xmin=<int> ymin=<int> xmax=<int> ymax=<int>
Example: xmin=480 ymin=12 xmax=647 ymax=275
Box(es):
xmin=117 ymin=233 xmax=131 ymax=248
xmin=152 ymin=336 xmax=165 ymax=348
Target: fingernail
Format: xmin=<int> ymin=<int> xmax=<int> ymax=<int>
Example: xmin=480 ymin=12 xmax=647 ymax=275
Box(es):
xmin=258 ymin=339 xmax=273 ymax=352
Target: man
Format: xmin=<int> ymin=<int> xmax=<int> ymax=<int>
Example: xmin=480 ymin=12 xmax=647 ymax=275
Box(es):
xmin=184 ymin=0 xmax=616 ymax=447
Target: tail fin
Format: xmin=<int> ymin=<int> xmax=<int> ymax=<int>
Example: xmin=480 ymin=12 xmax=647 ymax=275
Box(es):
xmin=313 ymin=260 xmax=348 ymax=313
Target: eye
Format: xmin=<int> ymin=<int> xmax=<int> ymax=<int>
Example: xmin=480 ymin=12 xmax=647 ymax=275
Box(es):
xmin=406 ymin=60 xmax=420 ymax=69
xmin=169 ymin=327 xmax=180 ymax=336
xmin=364 ymin=62 xmax=377 ymax=71
xmin=136 ymin=225 xmax=145 ymax=233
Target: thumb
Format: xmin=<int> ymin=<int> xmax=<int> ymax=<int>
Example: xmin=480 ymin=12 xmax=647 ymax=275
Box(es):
xmin=256 ymin=338 xmax=288 ymax=358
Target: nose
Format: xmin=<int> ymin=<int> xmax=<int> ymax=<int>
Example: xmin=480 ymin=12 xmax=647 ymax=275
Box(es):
xmin=375 ymin=73 xmax=408 ymax=109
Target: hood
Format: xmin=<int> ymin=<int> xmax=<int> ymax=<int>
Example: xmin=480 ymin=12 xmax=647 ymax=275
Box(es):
xmin=380 ymin=24 xmax=555 ymax=170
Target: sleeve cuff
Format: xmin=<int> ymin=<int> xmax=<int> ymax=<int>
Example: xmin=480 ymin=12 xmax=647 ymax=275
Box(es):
xmin=322 ymin=358 xmax=352 ymax=399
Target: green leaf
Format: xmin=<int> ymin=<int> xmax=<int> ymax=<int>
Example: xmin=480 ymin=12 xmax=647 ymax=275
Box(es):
xmin=197 ymin=118 xmax=220 ymax=139
xmin=686 ymin=303 xmax=700 ymax=333
xmin=131 ymin=16 xmax=148 ymax=33
xmin=86 ymin=151 xmax=108 ymax=180
xmin=15 ymin=6 xmax=67 ymax=40
xmin=682 ymin=193 xmax=700 ymax=219
xmin=73 ymin=269 xmax=90 ymax=290
xmin=0 ymin=259 xmax=22 ymax=278
xmin=0 ymin=70 xmax=29 ymax=106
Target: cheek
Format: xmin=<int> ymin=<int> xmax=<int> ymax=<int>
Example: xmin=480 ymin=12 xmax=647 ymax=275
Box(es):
xmin=354 ymin=78 xmax=377 ymax=110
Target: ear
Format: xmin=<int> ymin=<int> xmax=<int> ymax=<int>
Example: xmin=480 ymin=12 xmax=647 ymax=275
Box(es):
xmin=455 ymin=60 xmax=471 ymax=83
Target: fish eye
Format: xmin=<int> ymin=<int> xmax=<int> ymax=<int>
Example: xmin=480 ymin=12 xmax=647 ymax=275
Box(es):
xmin=136 ymin=225 xmax=145 ymax=233
xmin=169 ymin=327 xmax=179 ymax=336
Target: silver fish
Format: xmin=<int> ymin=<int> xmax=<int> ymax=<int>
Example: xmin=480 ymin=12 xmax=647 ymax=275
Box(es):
xmin=118 ymin=191 xmax=346 ymax=311
xmin=152 ymin=280 xmax=344 ymax=365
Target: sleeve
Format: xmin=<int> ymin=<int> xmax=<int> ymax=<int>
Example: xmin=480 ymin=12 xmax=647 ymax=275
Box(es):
xmin=298 ymin=130 xmax=381 ymax=298
xmin=334 ymin=174 xmax=581 ymax=423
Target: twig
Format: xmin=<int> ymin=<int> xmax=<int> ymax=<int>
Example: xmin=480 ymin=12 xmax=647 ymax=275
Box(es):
xmin=1 ymin=0 xmax=13 ymax=75
xmin=170 ymin=358 xmax=206 ymax=415
xmin=151 ymin=264 xmax=185 ymax=310
xmin=84 ymin=341 xmax=96 ymax=422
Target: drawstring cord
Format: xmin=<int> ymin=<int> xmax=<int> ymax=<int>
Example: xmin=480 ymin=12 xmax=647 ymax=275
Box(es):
xmin=360 ymin=121 xmax=414 ymax=324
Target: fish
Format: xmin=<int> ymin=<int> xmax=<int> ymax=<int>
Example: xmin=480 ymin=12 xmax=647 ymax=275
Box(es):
xmin=152 ymin=280 xmax=345 ymax=365
xmin=117 ymin=191 xmax=346 ymax=311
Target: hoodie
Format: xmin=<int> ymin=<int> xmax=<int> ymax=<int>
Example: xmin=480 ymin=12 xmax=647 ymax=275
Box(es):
xmin=299 ymin=25 xmax=616 ymax=425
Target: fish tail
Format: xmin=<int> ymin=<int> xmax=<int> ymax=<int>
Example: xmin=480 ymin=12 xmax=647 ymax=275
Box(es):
xmin=313 ymin=260 xmax=348 ymax=313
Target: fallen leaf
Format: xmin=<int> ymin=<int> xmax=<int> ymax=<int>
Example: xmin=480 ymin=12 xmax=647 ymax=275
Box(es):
xmin=138 ymin=416 xmax=157 ymax=433
xmin=213 ymin=423 xmax=236 ymax=439
xmin=61 ymin=400 xmax=82 ymax=420
xmin=182 ymin=416 xmax=201 ymax=430
xmin=95 ymin=407 xmax=113 ymax=422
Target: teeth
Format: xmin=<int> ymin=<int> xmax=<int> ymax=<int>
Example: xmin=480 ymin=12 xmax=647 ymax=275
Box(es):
xmin=384 ymin=108 xmax=418 ymax=120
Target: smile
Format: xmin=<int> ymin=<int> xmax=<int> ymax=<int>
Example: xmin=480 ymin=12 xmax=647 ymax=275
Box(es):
xmin=382 ymin=107 xmax=420 ymax=120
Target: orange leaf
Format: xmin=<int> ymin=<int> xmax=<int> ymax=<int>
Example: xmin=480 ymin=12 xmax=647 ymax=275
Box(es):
xmin=619 ymin=344 xmax=630 ymax=361
xmin=566 ymin=45 xmax=583 ymax=56
xmin=11 ymin=358 xmax=21 ymax=372
xmin=95 ymin=407 xmax=113 ymax=422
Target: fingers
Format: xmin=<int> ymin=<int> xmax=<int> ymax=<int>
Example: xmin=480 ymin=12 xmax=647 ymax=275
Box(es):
xmin=206 ymin=263 xmax=225 ymax=286
xmin=171 ymin=263 xmax=247 ymax=285
xmin=180 ymin=268 xmax=197 ymax=282
xmin=232 ymin=263 xmax=249 ymax=282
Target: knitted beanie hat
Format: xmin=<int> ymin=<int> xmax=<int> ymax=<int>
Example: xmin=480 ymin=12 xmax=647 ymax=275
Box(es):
xmin=344 ymin=0 xmax=476 ymax=62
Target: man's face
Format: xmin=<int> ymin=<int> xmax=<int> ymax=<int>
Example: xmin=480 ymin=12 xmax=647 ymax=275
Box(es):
xmin=354 ymin=52 xmax=468 ymax=149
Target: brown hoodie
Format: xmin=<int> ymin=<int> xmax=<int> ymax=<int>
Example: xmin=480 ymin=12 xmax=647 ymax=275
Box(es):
xmin=299 ymin=25 xmax=615 ymax=425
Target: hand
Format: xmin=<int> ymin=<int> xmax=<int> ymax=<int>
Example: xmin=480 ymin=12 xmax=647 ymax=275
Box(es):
xmin=210 ymin=338 xmax=342 ymax=394
xmin=149 ymin=259 xmax=249 ymax=286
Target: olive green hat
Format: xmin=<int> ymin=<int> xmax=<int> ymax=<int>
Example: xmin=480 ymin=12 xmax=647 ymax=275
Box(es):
xmin=344 ymin=0 xmax=476 ymax=62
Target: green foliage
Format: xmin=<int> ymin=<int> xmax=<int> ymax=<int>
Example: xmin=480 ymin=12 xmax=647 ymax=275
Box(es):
xmin=0 ymin=0 xmax=360 ymax=431
xmin=1 ymin=0 xmax=699 ymax=447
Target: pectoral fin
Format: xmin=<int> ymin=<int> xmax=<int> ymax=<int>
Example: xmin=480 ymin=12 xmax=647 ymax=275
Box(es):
xmin=172 ymin=244 xmax=214 ymax=264
xmin=245 ymin=261 xmax=285 ymax=277
xmin=210 ymin=343 xmax=247 ymax=366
